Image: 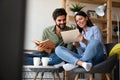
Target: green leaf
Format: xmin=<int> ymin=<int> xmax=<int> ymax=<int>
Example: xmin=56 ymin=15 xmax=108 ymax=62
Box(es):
xmin=70 ymin=3 xmax=85 ymax=12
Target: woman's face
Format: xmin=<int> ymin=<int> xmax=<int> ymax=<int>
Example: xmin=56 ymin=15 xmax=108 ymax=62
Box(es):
xmin=75 ymin=15 xmax=88 ymax=29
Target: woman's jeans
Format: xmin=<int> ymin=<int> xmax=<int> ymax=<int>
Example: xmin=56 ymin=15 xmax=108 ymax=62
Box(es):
xmin=55 ymin=40 xmax=106 ymax=65
xmin=23 ymin=52 xmax=63 ymax=66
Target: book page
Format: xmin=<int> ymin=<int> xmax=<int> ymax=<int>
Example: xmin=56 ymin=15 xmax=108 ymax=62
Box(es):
xmin=40 ymin=39 xmax=55 ymax=48
xmin=41 ymin=39 xmax=55 ymax=53
xmin=33 ymin=39 xmax=55 ymax=53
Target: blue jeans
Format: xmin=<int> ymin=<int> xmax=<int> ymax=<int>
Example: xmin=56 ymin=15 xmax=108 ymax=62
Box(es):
xmin=55 ymin=40 xmax=106 ymax=65
xmin=23 ymin=52 xmax=63 ymax=66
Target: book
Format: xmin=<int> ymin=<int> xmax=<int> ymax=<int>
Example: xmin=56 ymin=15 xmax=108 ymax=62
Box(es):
xmin=61 ymin=29 xmax=80 ymax=43
xmin=33 ymin=39 xmax=55 ymax=54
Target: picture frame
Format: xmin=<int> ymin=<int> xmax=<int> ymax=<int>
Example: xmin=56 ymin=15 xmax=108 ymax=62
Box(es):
xmin=87 ymin=10 xmax=98 ymax=18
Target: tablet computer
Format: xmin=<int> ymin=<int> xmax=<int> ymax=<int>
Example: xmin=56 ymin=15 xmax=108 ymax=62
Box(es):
xmin=61 ymin=29 xmax=80 ymax=43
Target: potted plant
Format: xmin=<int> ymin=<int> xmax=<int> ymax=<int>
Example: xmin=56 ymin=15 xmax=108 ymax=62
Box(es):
xmin=70 ymin=3 xmax=85 ymax=14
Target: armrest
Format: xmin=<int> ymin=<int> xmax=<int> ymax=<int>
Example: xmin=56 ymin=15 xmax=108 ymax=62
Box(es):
xmin=90 ymin=54 xmax=118 ymax=73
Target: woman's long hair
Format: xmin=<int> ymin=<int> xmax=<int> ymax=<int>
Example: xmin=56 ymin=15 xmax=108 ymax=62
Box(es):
xmin=74 ymin=11 xmax=94 ymax=32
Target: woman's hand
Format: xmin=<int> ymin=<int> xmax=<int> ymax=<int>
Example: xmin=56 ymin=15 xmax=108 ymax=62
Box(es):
xmin=76 ymin=34 xmax=84 ymax=42
xmin=76 ymin=34 xmax=88 ymax=45
xmin=73 ymin=42 xmax=80 ymax=48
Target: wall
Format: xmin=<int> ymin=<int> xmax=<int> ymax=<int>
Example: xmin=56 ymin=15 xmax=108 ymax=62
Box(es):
xmin=24 ymin=0 xmax=61 ymax=50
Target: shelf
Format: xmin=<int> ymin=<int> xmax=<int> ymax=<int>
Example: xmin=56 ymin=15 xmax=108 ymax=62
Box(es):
xmin=112 ymin=34 xmax=118 ymax=38
xmin=102 ymin=33 xmax=118 ymax=43
xmin=102 ymin=28 xmax=107 ymax=32
xmin=112 ymin=20 xmax=120 ymax=24
xmin=112 ymin=1 xmax=120 ymax=8
xmin=102 ymin=33 xmax=118 ymax=38
xmin=70 ymin=0 xmax=106 ymax=5
xmin=70 ymin=0 xmax=120 ymax=8
xmin=90 ymin=18 xmax=106 ymax=23
xmin=69 ymin=15 xmax=106 ymax=23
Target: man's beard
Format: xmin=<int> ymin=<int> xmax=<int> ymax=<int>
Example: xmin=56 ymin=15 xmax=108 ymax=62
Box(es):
xmin=56 ymin=23 xmax=66 ymax=30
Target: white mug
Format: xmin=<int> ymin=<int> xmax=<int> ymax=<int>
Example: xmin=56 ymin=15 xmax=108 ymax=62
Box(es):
xmin=33 ymin=57 xmax=40 ymax=66
xmin=41 ymin=57 xmax=52 ymax=66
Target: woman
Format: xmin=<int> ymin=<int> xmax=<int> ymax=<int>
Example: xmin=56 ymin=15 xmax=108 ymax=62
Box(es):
xmin=55 ymin=11 xmax=106 ymax=71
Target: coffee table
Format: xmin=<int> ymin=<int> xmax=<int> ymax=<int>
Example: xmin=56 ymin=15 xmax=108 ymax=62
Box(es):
xmin=23 ymin=65 xmax=64 ymax=80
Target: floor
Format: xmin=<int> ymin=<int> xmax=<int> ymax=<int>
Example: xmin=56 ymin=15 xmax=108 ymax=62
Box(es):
xmin=22 ymin=68 xmax=103 ymax=80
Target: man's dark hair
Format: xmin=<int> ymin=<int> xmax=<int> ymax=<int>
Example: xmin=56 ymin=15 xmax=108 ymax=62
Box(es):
xmin=52 ymin=8 xmax=67 ymax=20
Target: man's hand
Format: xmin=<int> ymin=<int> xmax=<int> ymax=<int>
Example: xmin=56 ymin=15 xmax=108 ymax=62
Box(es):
xmin=37 ymin=43 xmax=47 ymax=52
xmin=33 ymin=39 xmax=55 ymax=53
xmin=37 ymin=43 xmax=53 ymax=54
xmin=32 ymin=40 xmax=40 ymax=46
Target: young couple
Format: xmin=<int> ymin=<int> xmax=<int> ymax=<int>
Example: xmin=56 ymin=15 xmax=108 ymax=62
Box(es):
xmin=24 ymin=8 xmax=106 ymax=71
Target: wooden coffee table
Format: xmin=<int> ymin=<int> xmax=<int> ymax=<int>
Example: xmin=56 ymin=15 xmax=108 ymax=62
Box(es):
xmin=23 ymin=65 xmax=64 ymax=80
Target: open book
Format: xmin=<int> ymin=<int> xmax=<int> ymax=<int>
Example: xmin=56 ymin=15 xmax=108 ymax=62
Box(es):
xmin=33 ymin=39 xmax=55 ymax=54
xmin=61 ymin=29 xmax=80 ymax=43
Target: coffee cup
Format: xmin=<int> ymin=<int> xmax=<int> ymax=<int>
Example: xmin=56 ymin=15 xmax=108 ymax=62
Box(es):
xmin=41 ymin=57 xmax=52 ymax=66
xmin=33 ymin=57 xmax=40 ymax=66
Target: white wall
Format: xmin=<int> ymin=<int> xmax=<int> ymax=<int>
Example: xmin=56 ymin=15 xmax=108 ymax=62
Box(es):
xmin=24 ymin=0 xmax=61 ymax=50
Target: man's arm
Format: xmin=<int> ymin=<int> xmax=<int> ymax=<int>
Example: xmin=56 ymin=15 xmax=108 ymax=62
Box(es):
xmin=37 ymin=27 xmax=56 ymax=54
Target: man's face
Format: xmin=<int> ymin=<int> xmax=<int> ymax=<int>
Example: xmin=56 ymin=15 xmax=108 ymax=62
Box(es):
xmin=54 ymin=15 xmax=66 ymax=30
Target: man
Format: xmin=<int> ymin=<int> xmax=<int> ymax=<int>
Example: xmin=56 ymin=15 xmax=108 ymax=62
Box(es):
xmin=24 ymin=8 xmax=75 ymax=66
